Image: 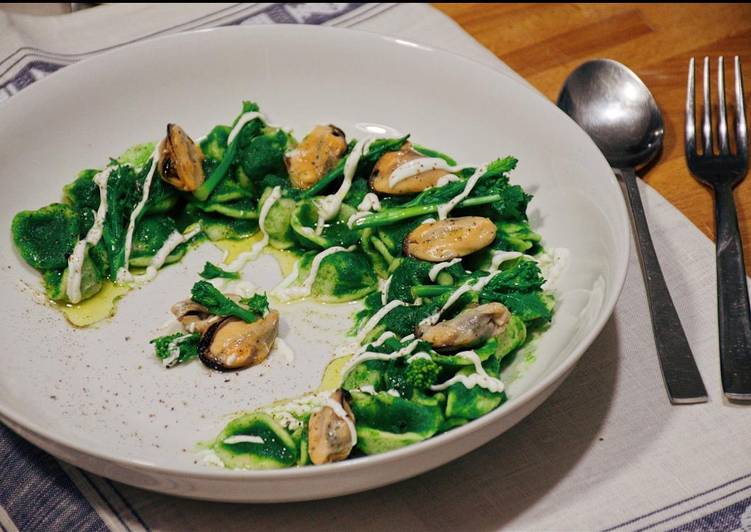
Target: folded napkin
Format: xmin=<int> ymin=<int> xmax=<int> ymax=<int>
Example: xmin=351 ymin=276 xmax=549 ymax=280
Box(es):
xmin=1 ymin=4 xmax=750 ymax=531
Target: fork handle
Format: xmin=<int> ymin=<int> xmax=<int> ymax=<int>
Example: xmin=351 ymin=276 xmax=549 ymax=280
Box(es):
xmin=619 ymin=168 xmax=708 ymax=403
xmin=713 ymin=182 xmax=751 ymax=399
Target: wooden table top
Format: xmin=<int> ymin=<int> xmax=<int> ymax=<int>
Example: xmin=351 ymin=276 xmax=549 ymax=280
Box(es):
xmin=436 ymin=3 xmax=751 ymax=272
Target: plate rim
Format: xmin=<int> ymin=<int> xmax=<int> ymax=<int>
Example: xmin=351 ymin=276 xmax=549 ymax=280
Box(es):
xmin=0 ymin=23 xmax=631 ymax=481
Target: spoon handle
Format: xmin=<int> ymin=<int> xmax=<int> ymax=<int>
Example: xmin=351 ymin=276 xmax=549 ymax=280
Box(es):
xmin=713 ymin=182 xmax=751 ymax=400
xmin=619 ymin=167 xmax=708 ymax=403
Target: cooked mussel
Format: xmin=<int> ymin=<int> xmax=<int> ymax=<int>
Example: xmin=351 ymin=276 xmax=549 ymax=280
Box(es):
xmin=418 ymin=302 xmax=510 ymax=350
xmin=198 ymin=310 xmax=280 ymax=371
xmin=308 ymin=389 xmax=356 ymax=465
xmin=171 ymin=299 xmax=221 ymax=334
xmin=285 ymin=125 xmax=347 ymax=189
xmin=403 ymin=216 xmax=496 ymax=262
xmin=158 ymin=124 xmax=205 ymax=192
xmin=369 ymin=142 xmax=449 ymax=195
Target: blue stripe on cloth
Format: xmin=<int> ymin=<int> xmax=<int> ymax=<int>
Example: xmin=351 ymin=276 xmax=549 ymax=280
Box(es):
xmin=669 ymin=495 xmax=751 ymax=532
xmin=0 ymin=424 xmax=107 ymax=532
xmin=604 ymin=472 xmax=751 ymax=531
xmin=639 ymin=484 xmax=751 ymax=532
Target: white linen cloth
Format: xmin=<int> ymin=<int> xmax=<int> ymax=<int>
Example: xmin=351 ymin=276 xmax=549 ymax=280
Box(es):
xmin=1 ymin=4 xmax=749 ymax=531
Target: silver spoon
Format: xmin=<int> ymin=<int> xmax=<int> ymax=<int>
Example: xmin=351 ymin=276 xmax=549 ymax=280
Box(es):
xmin=558 ymin=59 xmax=708 ymax=404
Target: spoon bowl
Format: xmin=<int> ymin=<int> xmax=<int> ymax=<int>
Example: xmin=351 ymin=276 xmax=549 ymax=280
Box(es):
xmin=557 ymin=58 xmax=664 ymax=169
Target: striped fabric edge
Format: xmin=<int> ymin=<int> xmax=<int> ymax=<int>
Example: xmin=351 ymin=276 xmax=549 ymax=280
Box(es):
xmin=0 ymin=3 xmax=396 ymax=531
xmin=604 ymin=472 xmax=751 ymax=532
xmin=0 ymin=503 xmax=20 ymax=532
xmin=0 ymin=3 xmax=383 ymax=100
xmin=0 ymin=424 xmax=108 ymax=532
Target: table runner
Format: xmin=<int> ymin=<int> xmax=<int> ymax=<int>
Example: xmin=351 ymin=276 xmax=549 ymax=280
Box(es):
xmin=1 ymin=3 xmax=750 ymax=531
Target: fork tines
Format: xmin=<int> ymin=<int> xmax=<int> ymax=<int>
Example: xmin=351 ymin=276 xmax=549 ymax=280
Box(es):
xmin=686 ymin=56 xmax=748 ymax=161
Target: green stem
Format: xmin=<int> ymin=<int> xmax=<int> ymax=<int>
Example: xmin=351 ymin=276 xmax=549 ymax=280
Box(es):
xmin=370 ymin=236 xmax=396 ymax=266
xmin=352 ymin=194 xmax=501 ymax=229
xmin=412 ymin=285 xmax=452 ymax=298
xmin=301 ymin=160 xmax=346 ymax=198
xmin=193 ymin=138 xmax=240 ymax=202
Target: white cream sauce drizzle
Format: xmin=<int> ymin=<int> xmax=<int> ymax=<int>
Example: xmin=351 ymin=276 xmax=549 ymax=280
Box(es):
xmin=379 ymin=275 xmax=393 ymax=305
xmin=407 ymin=351 xmax=432 ymax=363
xmin=421 ymin=217 xmax=436 ymax=225
xmin=537 ymin=248 xmax=570 ymax=290
xmin=436 ymin=174 xmax=461 ymax=187
xmin=428 ymin=258 xmax=462 ymax=282
xmin=371 ymin=331 xmax=397 ymax=347
xmin=354 ymin=299 xmax=406 ymax=343
xmin=66 ymin=167 xmax=112 ymax=303
xmin=347 ymin=192 xmax=383 ymax=228
xmin=436 ymin=164 xmax=487 ymax=220
xmin=387 ymin=158 xmax=473 ymax=188
xmin=262 ymin=391 xmax=330 ymax=431
xmin=357 ymin=193 xmax=381 ymax=212
xmin=430 ymin=350 xmax=505 ymax=393
xmin=314 ymin=137 xmax=377 ymax=235
xmin=419 ymin=251 xmax=524 ymax=328
xmin=333 ymin=329 xmax=396 ymax=359
xmin=341 ymin=339 xmax=421 ymax=381
xmin=223 ymin=435 xmax=265 ymax=445
xmin=197 ymin=449 xmax=225 ymax=468
xmin=272 ymin=245 xmax=355 ymax=302
xmin=224 ymin=186 xmax=282 ymax=273
xmin=131 ymin=226 xmax=201 ymax=284
xmin=226 ymin=111 xmax=268 ymax=145
xmin=117 ymin=145 xmax=160 ymax=283
xmin=324 ymin=398 xmax=357 ymax=447
xmin=163 ymin=332 xmax=196 ymax=368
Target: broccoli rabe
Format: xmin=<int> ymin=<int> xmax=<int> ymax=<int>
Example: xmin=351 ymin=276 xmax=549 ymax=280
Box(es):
xmin=63 ymin=169 xmax=101 ymax=235
xmin=411 ymin=259 xmax=552 ymax=325
xmin=483 ymin=259 xmax=544 ymax=293
xmin=199 ymin=261 xmax=240 ymax=280
xmin=350 ymin=156 xmax=519 ymax=229
xmin=494 ymin=221 xmax=542 ymax=253
xmin=101 ymin=164 xmax=144 ymax=278
xmin=240 ymin=129 xmax=289 ymax=181
xmin=386 ymin=257 xmax=431 ymax=303
xmin=193 ymin=102 xmax=263 ymax=202
xmin=150 ymin=332 xmax=201 ymax=366
xmin=190 ymin=280 xmax=266 ymax=323
xmin=240 ymin=293 xmax=270 ymax=315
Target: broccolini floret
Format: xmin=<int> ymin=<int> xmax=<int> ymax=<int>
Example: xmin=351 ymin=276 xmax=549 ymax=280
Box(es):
xmin=404 ymin=357 xmax=441 ymax=391
xmin=150 ymin=332 xmax=200 ymax=366
xmin=190 ymin=280 xmax=265 ymax=323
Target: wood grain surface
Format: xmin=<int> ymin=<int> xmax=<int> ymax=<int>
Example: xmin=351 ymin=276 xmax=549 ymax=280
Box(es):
xmin=436 ymin=3 xmax=751 ymax=272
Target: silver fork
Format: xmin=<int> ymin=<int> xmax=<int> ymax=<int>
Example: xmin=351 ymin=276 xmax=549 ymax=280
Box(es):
xmin=685 ymin=56 xmax=751 ymax=400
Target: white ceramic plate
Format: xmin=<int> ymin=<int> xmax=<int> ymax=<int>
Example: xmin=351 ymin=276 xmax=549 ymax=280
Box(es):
xmin=0 ymin=25 xmax=629 ymax=502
